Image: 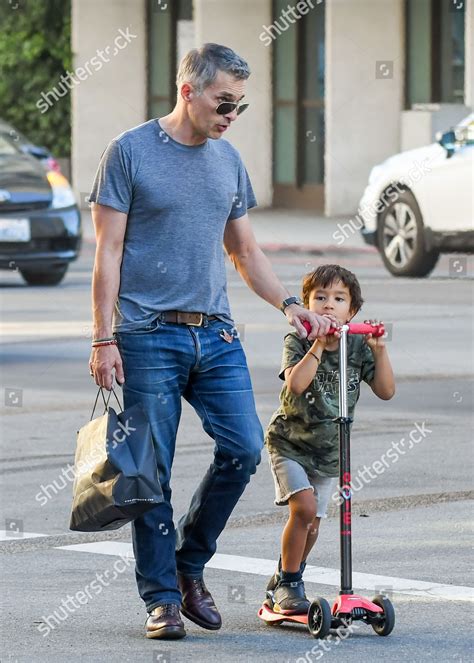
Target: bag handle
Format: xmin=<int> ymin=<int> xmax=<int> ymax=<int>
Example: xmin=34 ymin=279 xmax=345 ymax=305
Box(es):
xmin=90 ymin=386 xmax=123 ymax=421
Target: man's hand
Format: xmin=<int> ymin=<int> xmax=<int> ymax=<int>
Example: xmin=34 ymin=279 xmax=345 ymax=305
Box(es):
xmin=89 ymin=345 xmax=125 ymax=391
xmin=284 ymin=304 xmax=338 ymax=340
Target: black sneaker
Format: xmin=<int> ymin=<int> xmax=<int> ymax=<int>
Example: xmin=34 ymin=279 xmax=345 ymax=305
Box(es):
xmin=266 ymin=569 xmax=280 ymax=593
xmin=271 ymin=579 xmax=310 ymax=615
xmin=264 ymin=569 xmax=280 ymax=608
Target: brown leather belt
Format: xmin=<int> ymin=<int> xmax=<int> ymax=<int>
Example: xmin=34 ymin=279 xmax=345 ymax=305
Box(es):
xmin=160 ymin=311 xmax=219 ymax=326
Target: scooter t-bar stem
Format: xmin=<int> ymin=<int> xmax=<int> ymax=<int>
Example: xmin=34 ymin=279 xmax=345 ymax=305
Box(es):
xmin=338 ymin=326 xmax=353 ymax=594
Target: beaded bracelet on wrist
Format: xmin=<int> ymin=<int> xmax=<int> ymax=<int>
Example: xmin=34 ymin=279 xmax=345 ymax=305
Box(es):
xmin=92 ymin=340 xmax=117 ymax=348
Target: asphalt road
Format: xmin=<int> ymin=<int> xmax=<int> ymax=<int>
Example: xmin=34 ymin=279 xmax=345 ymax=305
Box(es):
xmin=1 ymin=238 xmax=473 ymax=663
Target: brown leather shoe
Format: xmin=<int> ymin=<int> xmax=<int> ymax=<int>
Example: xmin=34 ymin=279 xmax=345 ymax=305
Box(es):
xmin=145 ymin=603 xmax=186 ymax=639
xmin=177 ymin=573 xmax=222 ymax=630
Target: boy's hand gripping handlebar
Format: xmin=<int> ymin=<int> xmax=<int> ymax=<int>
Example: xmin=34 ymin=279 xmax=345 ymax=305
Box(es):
xmin=302 ymin=320 xmax=385 ymax=337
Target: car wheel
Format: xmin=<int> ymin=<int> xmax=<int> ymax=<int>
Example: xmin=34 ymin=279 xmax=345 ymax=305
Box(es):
xmin=20 ymin=265 xmax=68 ymax=286
xmin=377 ymin=189 xmax=440 ymax=277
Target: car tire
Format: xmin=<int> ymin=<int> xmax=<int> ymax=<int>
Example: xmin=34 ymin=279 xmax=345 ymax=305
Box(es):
xmin=20 ymin=265 xmax=68 ymax=286
xmin=377 ymin=189 xmax=440 ymax=277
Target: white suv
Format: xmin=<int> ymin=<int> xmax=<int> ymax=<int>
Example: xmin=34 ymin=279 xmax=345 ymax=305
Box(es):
xmin=359 ymin=114 xmax=473 ymax=277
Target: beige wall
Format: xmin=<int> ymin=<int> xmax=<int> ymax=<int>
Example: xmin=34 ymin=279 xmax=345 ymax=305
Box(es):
xmin=194 ymin=0 xmax=273 ymax=207
xmin=71 ymin=0 xmax=147 ymax=204
xmin=325 ymin=0 xmax=404 ymax=216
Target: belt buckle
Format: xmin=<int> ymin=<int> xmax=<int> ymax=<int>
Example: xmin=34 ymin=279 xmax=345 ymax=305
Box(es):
xmin=186 ymin=313 xmax=204 ymax=326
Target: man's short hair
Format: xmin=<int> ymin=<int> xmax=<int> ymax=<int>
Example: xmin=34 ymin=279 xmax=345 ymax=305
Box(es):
xmin=176 ymin=43 xmax=250 ymax=93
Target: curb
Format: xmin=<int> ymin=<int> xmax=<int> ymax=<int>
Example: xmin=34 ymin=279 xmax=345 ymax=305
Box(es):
xmin=259 ymin=242 xmax=377 ymax=255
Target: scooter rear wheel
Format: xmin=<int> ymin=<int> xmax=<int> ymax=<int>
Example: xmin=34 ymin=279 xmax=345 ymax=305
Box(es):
xmin=371 ymin=595 xmax=395 ymax=636
xmin=308 ymin=598 xmax=332 ymax=639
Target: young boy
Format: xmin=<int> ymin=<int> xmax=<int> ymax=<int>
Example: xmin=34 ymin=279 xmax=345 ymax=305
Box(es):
xmin=265 ymin=264 xmax=395 ymax=614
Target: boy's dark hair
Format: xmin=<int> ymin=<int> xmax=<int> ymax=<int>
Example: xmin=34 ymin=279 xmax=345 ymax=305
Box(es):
xmin=301 ymin=264 xmax=364 ymax=314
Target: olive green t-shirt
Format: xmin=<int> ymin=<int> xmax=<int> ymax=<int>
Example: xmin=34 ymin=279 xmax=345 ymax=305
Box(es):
xmin=265 ymin=331 xmax=376 ymax=477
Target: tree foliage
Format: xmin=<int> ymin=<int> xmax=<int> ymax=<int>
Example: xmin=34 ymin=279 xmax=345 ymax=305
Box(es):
xmin=0 ymin=0 xmax=71 ymax=156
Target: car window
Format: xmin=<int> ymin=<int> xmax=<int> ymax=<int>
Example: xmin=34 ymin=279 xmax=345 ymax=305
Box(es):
xmin=456 ymin=113 xmax=473 ymax=129
xmin=0 ymin=122 xmax=28 ymax=146
xmin=0 ymin=134 xmax=20 ymax=156
xmin=454 ymin=123 xmax=474 ymax=146
xmin=466 ymin=121 xmax=474 ymax=146
xmin=455 ymin=114 xmax=474 ymax=146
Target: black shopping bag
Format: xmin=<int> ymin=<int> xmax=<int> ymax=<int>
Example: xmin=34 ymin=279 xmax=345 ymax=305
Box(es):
xmin=70 ymin=388 xmax=163 ymax=532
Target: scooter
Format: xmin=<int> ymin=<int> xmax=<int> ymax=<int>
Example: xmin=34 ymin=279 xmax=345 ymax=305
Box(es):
xmin=258 ymin=321 xmax=395 ymax=638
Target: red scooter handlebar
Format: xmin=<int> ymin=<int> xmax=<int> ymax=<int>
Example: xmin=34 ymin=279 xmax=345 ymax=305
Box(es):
xmin=302 ymin=320 xmax=385 ymax=337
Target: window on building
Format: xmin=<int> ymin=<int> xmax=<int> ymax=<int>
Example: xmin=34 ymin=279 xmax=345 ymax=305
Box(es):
xmin=147 ymin=0 xmax=193 ymax=118
xmin=406 ymin=0 xmax=465 ymax=107
xmin=273 ymin=0 xmax=325 ymax=209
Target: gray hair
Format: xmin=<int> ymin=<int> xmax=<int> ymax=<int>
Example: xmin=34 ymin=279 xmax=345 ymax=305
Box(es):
xmin=176 ymin=43 xmax=250 ymax=94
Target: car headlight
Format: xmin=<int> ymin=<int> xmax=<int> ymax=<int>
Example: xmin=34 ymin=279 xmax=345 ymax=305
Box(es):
xmin=47 ymin=171 xmax=77 ymax=209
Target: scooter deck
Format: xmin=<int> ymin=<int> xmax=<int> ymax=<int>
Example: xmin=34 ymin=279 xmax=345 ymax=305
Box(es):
xmin=258 ymin=602 xmax=308 ymax=625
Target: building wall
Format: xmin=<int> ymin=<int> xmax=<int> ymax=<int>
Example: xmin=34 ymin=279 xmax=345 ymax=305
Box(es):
xmin=194 ymin=0 xmax=273 ymax=207
xmin=71 ymin=0 xmax=147 ymax=204
xmin=325 ymin=0 xmax=404 ymax=216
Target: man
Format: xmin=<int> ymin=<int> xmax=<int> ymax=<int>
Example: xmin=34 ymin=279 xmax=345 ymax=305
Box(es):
xmin=89 ymin=43 xmax=333 ymax=640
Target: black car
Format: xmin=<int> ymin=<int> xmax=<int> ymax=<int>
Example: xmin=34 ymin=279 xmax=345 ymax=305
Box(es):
xmin=0 ymin=131 xmax=81 ymax=285
xmin=0 ymin=118 xmax=63 ymax=174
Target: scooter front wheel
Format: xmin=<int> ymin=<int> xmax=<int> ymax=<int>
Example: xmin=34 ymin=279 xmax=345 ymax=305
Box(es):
xmin=371 ymin=595 xmax=395 ymax=636
xmin=308 ymin=597 xmax=332 ymax=638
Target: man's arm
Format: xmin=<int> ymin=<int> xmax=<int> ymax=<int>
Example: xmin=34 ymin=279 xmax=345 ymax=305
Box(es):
xmin=89 ymin=202 xmax=127 ymax=390
xmin=223 ymin=214 xmax=333 ymax=339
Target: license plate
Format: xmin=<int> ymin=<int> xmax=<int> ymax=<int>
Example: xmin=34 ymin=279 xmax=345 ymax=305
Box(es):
xmin=0 ymin=218 xmax=31 ymax=242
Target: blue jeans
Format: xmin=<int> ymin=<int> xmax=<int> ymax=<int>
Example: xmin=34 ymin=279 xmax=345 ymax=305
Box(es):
xmin=115 ymin=318 xmax=263 ymax=612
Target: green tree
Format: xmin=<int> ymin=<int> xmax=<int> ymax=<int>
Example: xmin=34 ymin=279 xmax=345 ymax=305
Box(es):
xmin=0 ymin=0 xmax=71 ymax=156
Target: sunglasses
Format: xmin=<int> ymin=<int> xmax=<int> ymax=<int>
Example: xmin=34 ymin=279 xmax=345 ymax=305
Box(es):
xmin=215 ymin=99 xmax=249 ymax=116
xmin=202 ymin=90 xmax=249 ymax=116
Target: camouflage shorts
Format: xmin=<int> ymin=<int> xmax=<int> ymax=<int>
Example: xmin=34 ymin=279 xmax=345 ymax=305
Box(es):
xmin=269 ymin=451 xmax=337 ymax=517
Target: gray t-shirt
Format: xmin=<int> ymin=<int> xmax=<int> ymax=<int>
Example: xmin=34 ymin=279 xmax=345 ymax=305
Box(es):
xmin=89 ymin=119 xmax=257 ymax=332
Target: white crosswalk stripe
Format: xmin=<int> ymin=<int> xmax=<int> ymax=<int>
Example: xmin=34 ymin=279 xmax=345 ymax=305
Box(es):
xmin=56 ymin=541 xmax=474 ymax=603
xmin=0 ymin=530 xmax=46 ymax=541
